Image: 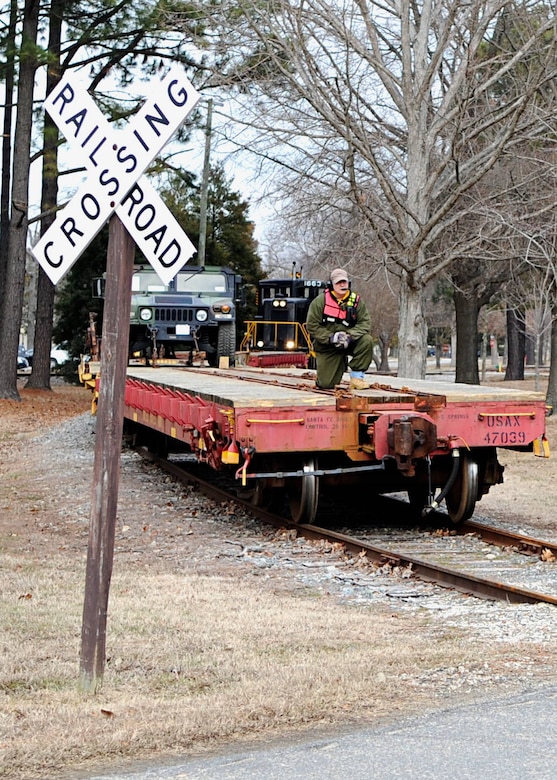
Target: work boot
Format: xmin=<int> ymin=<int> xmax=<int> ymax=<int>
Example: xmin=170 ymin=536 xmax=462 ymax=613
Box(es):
xmin=350 ymin=377 xmax=370 ymax=390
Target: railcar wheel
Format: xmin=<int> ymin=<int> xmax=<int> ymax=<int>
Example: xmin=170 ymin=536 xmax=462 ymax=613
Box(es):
xmin=445 ymin=451 xmax=479 ymax=524
xmin=288 ymin=457 xmax=319 ymax=524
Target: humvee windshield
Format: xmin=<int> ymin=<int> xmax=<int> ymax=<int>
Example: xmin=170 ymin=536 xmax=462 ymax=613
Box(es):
xmin=132 ymin=270 xmax=228 ymax=295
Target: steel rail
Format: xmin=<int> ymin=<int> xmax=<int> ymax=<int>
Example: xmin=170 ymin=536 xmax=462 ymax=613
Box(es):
xmin=461 ymin=520 xmax=557 ymax=559
xmin=292 ymin=524 xmax=557 ymax=606
xmin=135 ymin=447 xmax=557 ymax=607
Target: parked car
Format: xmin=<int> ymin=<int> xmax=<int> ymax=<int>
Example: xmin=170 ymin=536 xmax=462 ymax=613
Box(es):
xmin=17 ymin=345 xmax=29 ymax=371
xmin=25 ymin=344 xmax=70 ymax=370
xmin=50 ymin=345 xmax=71 ymax=366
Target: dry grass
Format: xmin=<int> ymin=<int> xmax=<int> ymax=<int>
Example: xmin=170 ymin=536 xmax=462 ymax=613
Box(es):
xmin=2 ymin=555 xmax=461 ymax=778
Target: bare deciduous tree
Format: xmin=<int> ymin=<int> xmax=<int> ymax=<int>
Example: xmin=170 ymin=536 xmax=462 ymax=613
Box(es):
xmin=179 ymin=0 xmax=557 ymax=378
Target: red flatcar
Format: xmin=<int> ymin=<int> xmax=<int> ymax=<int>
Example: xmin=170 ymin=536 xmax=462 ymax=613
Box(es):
xmin=119 ymin=365 xmax=550 ymax=525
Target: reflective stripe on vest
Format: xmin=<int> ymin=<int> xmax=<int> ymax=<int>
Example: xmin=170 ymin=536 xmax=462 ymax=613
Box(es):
xmin=322 ymin=289 xmax=360 ymax=327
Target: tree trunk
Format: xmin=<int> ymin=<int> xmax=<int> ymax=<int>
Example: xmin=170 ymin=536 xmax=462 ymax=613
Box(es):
xmin=26 ymin=0 xmax=64 ymax=390
xmin=505 ymin=307 xmax=525 ymax=381
xmin=0 ymin=0 xmax=40 ymax=400
xmin=376 ymin=331 xmax=390 ymax=373
xmin=546 ymin=309 xmax=557 ymax=416
xmin=0 ymin=0 xmax=18 ymax=314
xmin=454 ymin=290 xmax=480 ymax=384
xmin=397 ymin=278 xmax=427 ymax=379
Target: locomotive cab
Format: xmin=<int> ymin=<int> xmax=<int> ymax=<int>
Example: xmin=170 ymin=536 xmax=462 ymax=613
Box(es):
xmin=242 ymin=277 xmax=326 ymax=356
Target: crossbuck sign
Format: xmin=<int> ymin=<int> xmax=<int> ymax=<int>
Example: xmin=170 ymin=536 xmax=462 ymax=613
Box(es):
xmin=32 ymin=66 xmax=200 ymax=285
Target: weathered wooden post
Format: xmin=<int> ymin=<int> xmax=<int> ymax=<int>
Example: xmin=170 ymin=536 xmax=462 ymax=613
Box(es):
xmin=80 ymin=217 xmax=134 ymax=692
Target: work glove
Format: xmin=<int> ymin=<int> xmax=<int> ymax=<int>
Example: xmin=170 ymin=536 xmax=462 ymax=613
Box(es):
xmin=329 ymin=331 xmax=352 ymax=349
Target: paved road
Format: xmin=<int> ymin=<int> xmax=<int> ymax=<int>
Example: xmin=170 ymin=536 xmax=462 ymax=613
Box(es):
xmin=83 ymin=684 xmax=557 ymax=780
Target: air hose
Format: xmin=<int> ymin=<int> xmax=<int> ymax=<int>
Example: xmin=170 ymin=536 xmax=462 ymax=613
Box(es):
xmin=422 ymin=448 xmax=461 ymax=517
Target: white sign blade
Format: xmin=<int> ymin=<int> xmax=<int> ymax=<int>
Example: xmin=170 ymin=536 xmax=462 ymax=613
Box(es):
xmin=44 ymin=67 xmax=200 ymax=180
xmin=117 ymin=178 xmax=196 ymax=285
xmin=129 ymin=65 xmax=201 ymax=166
xmin=32 ymin=177 xmax=117 ymax=285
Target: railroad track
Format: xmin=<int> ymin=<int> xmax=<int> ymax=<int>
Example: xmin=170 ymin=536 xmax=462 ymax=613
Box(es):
xmin=135 ymin=446 xmax=557 ymax=607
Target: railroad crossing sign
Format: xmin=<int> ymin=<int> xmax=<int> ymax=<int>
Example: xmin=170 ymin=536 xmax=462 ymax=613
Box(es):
xmin=32 ymin=65 xmax=200 ymax=285
xmin=32 ymin=66 xmax=203 ymax=693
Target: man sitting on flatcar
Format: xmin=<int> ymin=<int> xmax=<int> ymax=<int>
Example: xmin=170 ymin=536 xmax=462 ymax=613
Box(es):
xmin=306 ymin=268 xmax=373 ymax=390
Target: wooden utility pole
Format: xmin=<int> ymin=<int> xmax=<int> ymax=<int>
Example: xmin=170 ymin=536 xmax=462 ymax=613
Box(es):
xmin=197 ymin=98 xmax=214 ymax=268
xmin=79 ymin=217 xmax=134 ymax=694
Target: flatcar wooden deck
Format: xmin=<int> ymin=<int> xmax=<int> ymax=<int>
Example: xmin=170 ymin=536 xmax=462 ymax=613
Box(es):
xmin=126 ymin=365 xmax=546 ymax=407
xmin=126 ymin=365 xmax=335 ymax=408
xmin=367 ymin=374 xmax=546 ymax=403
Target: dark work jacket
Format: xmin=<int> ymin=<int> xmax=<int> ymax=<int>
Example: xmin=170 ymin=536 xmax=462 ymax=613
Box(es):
xmin=306 ymin=289 xmax=372 ymax=350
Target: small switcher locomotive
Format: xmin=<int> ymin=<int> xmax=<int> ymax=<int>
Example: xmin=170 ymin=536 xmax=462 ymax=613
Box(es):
xmin=241 ymin=277 xmax=326 ymax=365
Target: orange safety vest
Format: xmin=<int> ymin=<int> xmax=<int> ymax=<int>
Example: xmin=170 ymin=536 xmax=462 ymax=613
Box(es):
xmin=322 ymin=289 xmax=360 ymax=328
